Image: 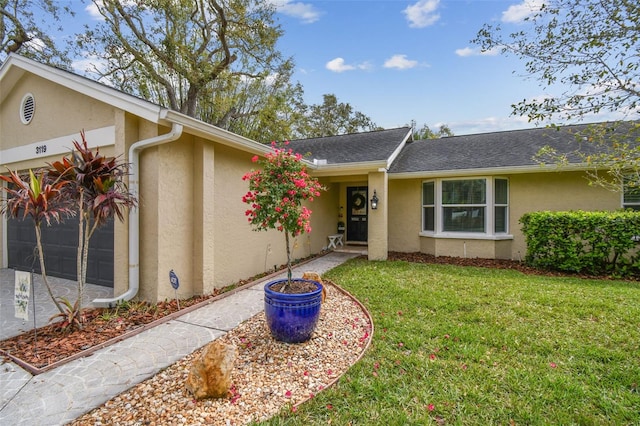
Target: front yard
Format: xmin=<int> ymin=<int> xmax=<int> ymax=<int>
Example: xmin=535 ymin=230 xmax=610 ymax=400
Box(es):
xmin=262 ymin=257 xmax=640 ymax=425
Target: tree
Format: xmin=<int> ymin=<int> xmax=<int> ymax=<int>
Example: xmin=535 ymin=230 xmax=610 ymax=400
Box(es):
xmin=473 ymin=0 xmax=640 ymax=192
xmin=77 ymin=0 xmax=289 ymax=121
xmin=473 ymin=0 xmax=639 ymax=123
xmin=198 ymin=60 xmax=308 ymax=143
xmin=242 ymin=142 xmax=324 ymax=288
xmin=0 ymin=0 xmax=73 ymax=66
xmin=413 ymin=123 xmax=453 ymax=140
xmin=293 ymin=94 xmax=380 ymax=138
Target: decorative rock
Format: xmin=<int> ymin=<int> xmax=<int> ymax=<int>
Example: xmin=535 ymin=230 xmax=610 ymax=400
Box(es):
xmin=186 ymin=341 xmax=237 ymax=399
xmin=302 ymin=271 xmax=327 ymax=302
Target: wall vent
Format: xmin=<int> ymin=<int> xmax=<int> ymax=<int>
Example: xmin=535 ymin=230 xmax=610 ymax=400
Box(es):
xmin=20 ymin=93 xmax=35 ymax=124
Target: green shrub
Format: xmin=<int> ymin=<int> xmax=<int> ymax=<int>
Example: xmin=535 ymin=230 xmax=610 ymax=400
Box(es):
xmin=520 ymin=210 xmax=640 ymax=277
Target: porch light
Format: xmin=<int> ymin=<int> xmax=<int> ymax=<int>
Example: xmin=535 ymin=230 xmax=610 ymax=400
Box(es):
xmin=370 ymin=190 xmax=379 ymax=210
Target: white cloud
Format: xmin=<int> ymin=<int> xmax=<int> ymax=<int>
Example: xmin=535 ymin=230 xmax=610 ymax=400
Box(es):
xmin=501 ymin=0 xmax=545 ymax=23
xmin=384 ymin=54 xmax=418 ymax=70
xmin=325 ymin=57 xmax=370 ymax=73
xmin=271 ymin=0 xmax=322 ymax=23
xmin=326 ymin=58 xmax=354 ymax=73
xmin=449 ymin=115 xmax=533 ymax=135
xmin=455 ymin=46 xmax=501 ymax=57
xmin=85 ymin=2 xmax=103 ymax=20
xmin=72 ymin=53 xmax=108 ymax=77
xmin=403 ymin=0 xmax=441 ymax=28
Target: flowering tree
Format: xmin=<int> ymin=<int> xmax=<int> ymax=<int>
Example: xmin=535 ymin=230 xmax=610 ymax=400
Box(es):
xmin=242 ymin=142 xmax=324 ymax=289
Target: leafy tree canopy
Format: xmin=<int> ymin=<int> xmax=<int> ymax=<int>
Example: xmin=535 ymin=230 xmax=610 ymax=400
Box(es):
xmin=474 ymin=0 xmax=640 ymax=193
xmin=76 ymin=0 xmax=288 ymax=120
xmin=0 ymin=0 xmax=73 ymax=66
xmin=413 ymin=123 xmax=453 ymax=140
xmin=293 ymin=93 xmax=380 ymax=139
xmin=473 ymin=0 xmax=639 ymax=123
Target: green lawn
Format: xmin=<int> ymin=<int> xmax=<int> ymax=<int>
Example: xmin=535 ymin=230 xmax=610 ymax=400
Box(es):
xmin=259 ymin=257 xmax=640 ymax=425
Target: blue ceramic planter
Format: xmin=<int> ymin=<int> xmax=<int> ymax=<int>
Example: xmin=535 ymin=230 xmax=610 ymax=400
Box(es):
xmin=264 ymin=278 xmax=323 ymax=343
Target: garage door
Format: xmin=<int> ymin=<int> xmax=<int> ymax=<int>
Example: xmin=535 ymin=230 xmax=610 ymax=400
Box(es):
xmin=7 ymin=217 xmax=114 ymax=287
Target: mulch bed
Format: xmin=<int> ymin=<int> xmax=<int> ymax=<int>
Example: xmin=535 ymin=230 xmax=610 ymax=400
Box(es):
xmin=0 ymin=289 xmax=230 ymax=370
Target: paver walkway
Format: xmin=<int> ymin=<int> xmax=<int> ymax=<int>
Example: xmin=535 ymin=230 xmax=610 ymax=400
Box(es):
xmin=0 ymin=251 xmax=359 ymax=426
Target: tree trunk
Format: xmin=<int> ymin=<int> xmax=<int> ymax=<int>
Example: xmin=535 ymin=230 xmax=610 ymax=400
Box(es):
xmin=35 ymin=225 xmax=65 ymax=314
xmin=285 ymin=232 xmax=292 ymax=291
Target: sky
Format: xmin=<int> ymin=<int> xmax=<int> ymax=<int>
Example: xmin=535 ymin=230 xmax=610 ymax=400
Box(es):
xmin=271 ymin=0 xmax=542 ymax=135
xmin=67 ymin=0 xmax=622 ymax=136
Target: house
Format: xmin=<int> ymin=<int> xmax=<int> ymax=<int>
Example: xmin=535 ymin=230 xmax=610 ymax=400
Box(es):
xmin=0 ymin=54 xmax=635 ymax=304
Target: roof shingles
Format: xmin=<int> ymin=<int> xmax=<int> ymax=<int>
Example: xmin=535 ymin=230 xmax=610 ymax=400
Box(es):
xmin=388 ymin=123 xmax=637 ymax=174
xmin=289 ymin=127 xmax=411 ymax=164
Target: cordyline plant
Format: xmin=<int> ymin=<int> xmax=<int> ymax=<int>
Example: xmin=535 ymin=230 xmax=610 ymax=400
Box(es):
xmin=0 ymin=131 xmax=136 ymax=330
xmin=242 ymin=142 xmax=325 ymax=290
xmin=0 ymin=169 xmax=75 ymax=315
xmin=48 ymin=131 xmax=137 ymax=328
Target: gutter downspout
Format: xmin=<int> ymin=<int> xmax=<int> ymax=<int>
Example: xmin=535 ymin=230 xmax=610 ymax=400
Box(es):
xmin=93 ymin=123 xmax=184 ymax=307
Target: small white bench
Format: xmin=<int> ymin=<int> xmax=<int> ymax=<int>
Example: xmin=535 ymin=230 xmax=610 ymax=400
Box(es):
xmin=327 ymin=234 xmax=344 ymax=249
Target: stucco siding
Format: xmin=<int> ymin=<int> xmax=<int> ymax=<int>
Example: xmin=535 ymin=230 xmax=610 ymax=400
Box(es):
xmin=0 ymin=72 xmax=120 ymax=277
xmin=390 ymin=170 xmax=621 ymax=261
xmin=156 ymin=136 xmax=195 ymax=301
xmin=212 ymin=145 xmax=286 ymax=288
xmin=1 ymin=73 xmax=114 ymax=149
xmin=388 ymin=179 xmax=421 ymax=252
xmin=367 ymin=171 xmax=388 ymax=260
xmin=508 ymin=171 xmax=619 ymax=258
xmin=137 ymin=125 xmax=161 ymax=301
xmin=305 ymin=179 xmax=339 ymax=254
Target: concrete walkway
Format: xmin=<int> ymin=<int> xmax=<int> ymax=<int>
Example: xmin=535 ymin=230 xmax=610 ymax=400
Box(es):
xmin=0 ymin=251 xmax=359 ymax=426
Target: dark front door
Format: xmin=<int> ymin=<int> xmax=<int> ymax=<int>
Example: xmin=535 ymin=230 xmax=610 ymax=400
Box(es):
xmin=347 ymin=186 xmax=368 ymax=242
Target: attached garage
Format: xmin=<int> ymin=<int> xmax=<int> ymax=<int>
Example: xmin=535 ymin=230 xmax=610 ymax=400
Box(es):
xmin=7 ymin=217 xmax=114 ymax=287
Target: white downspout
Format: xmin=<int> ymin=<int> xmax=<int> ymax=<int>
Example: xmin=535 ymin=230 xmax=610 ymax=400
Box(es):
xmin=93 ymin=123 xmax=184 ymax=307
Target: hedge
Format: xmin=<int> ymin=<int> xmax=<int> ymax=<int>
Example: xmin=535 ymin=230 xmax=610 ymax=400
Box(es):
xmin=520 ymin=210 xmax=640 ymax=277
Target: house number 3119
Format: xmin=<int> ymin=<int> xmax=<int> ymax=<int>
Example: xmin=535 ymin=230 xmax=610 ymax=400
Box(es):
xmin=35 ymin=145 xmax=47 ymax=154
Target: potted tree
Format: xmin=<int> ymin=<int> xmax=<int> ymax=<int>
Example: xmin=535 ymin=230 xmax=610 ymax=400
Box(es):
xmin=242 ymin=142 xmax=325 ymax=343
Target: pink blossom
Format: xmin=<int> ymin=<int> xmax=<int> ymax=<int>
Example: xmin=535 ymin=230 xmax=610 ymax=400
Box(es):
xmin=251 ymin=155 xmax=259 ymax=163
xmin=427 ymin=404 xmax=435 ymax=412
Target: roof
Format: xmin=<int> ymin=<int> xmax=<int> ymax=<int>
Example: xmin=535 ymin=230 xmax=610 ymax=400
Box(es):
xmin=289 ymin=127 xmax=412 ymax=165
xmin=0 ymin=53 xmax=164 ymax=122
xmin=388 ymin=122 xmax=639 ymax=176
xmin=0 ymin=54 xmax=272 ymax=157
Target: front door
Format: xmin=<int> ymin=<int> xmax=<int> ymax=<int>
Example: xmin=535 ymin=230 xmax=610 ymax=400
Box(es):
xmin=347 ymin=186 xmax=368 ymax=242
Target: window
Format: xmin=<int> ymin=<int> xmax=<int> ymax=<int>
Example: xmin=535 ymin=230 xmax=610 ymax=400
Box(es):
xmin=494 ymin=178 xmax=508 ymax=232
xmin=623 ymin=178 xmax=640 ymax=210
xmin=422 ymin=177 xmax=509 ymax=236
xmin=442 ymin=179 xmax=486 ymax=232
xmin=422 ymin=181 xmax=435 ymax=231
